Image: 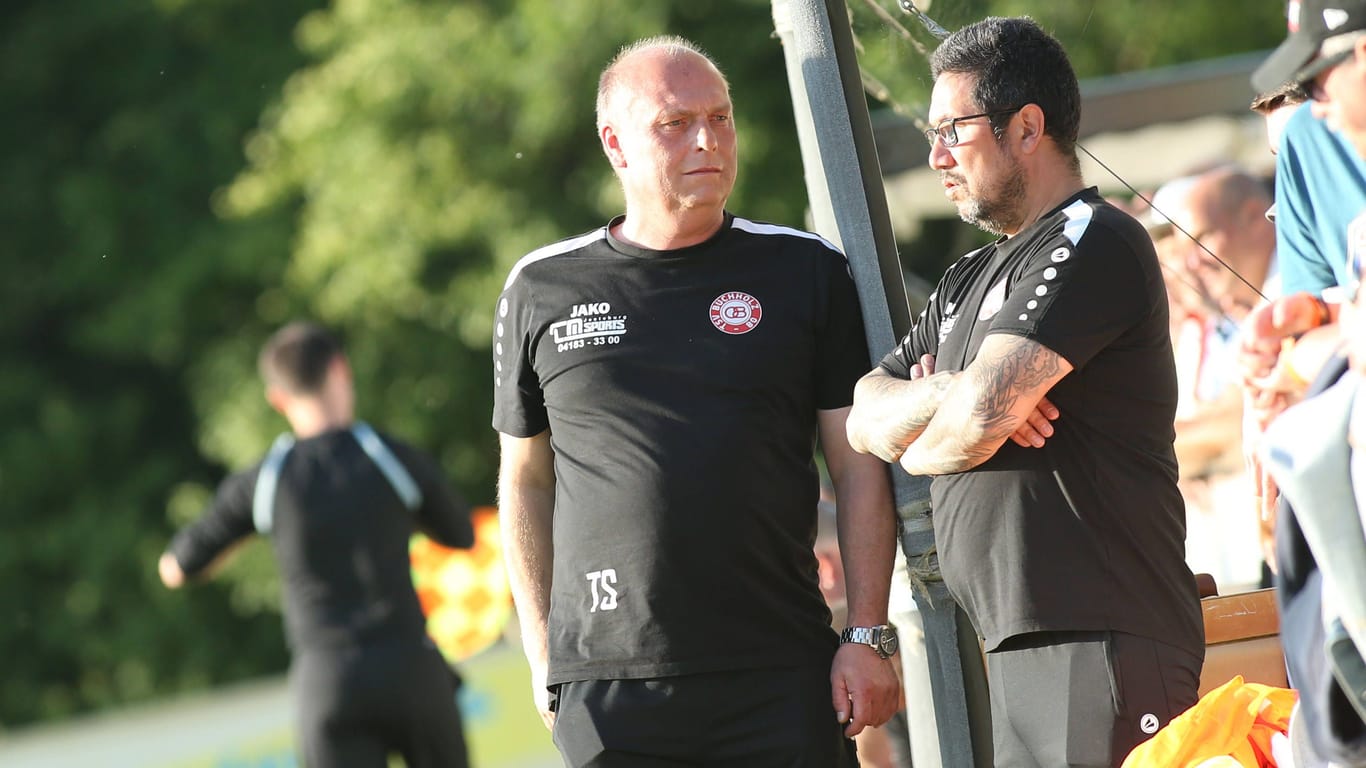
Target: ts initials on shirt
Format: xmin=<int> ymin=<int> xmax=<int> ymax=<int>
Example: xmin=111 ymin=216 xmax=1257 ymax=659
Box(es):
xmin=586 ymin=568 xmax=619 ymax=613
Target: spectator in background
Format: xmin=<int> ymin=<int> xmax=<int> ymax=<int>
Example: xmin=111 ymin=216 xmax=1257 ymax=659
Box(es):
xmin=1251 ymin=0 xmax=1366 ymax=762
xmin=1150 ymin=167 xmax=1277 ymax=591
xmin=1241 ymin=0 xmax=1366 ymax=438
xmin=159 ymin=322 xmax=474 ymax=768
xmin=1240 ymin=66 xmax=1349 ymax=581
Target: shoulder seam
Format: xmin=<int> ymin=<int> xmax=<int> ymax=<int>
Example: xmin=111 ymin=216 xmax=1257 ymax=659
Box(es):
xmin=503 ymin=228 xmax=608 ymax=290
xmin=729 ymin=216 xmax=845 ymax=259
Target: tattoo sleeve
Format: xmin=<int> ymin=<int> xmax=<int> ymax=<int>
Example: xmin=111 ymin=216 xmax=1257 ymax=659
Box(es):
xmin=848 ymin=369 xmax=958 ymax=461
xmin=899 ymin=337 xmax=1065 ymax=475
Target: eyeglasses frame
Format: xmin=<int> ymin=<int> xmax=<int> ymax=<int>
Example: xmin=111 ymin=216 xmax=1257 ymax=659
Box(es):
xmin=923 ymin=107 xmax=1025 ymax=148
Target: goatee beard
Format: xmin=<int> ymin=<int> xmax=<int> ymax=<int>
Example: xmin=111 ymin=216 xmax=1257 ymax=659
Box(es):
xmin=957 ymin=162 xmax=1026 ymax=236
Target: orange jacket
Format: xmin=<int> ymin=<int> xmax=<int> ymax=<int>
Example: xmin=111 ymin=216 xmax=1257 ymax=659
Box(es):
xmin=1121 ymin=676 xmax=1297 ymax=768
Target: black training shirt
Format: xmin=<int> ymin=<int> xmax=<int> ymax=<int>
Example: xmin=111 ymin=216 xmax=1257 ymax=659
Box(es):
xmin=492 ymin=213 xmax=871 ymax=685
xmin=881 ymin=188 xmax=1204 ymax=655
xmin=168 ymin=428 xmax=474 ymax=651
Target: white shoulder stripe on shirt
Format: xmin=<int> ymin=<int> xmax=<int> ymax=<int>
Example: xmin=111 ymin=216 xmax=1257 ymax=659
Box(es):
xmin=503 ymin=228 xmax=608 ymax=289
xmin=1061 ymin=199 xmax=1095 ymax=246
xmin=730 ymin=216 xmax=845 ymax=259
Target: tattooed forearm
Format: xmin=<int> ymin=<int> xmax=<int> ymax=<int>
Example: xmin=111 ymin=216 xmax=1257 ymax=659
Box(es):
xmin=968 ymin=338 xmax=1062 ymax=445
xmin=899 ymin=336 xmax=1067 ymax=476
xmin=847 ymin=369 xmax=958 ymax=462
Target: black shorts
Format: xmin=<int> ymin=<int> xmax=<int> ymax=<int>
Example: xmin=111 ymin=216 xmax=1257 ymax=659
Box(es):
xmin=987 ymin=630 xmax=1202 ymax=768
xmin=291 ymin=640 xmax=468 ymax=768
xmin=551 ymin=664 xmax=858 ymax=767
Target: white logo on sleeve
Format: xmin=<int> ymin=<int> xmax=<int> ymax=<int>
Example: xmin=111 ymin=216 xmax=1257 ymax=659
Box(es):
xmin=586 ymin=569 xmax=619 ymax=613
xmin=1139 ymin=713 xmax=1160 ymax=734
xmin=978 ymin=279 xmax=1008 ymax=321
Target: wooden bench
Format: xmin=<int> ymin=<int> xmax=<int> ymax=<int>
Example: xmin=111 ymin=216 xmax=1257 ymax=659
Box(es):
xmin=1198 ymin=587 xmax=1288 ymax=696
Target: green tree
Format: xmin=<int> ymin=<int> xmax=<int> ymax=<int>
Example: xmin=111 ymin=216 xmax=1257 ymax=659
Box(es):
xmin=0 ymin=0 xmax=321 ymax=726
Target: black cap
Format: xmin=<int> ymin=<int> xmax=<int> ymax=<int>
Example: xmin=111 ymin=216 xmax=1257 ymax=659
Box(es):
xmin=1252 ymin=0 xmax=1366 ymax=93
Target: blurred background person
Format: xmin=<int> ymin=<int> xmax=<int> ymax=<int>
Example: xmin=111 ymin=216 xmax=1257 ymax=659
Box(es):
xmin=1150 ymin=167 xmax=1278 ymax=591
xmin=159 ymin=322 xmax=474 ymax=768
xmin=1253 ymin=1 xmax=1366 ymax=762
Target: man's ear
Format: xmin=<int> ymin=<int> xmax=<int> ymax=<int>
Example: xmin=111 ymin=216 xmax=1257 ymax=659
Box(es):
xmin=601 ymin=124 xmax=627 ymax=168
xmin=329 ymin=355 xmax=352 ymax=384
xmin=1016 ymin=103 xmax=1046 ymax=154
xmin=265 ymin=385 xmax=290 ymax=416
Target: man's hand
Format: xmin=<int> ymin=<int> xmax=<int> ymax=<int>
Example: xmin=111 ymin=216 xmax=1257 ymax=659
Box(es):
xmin=1009 ymin=396 xmax=1060 ymax=448
xmin=530 ymin=661 xmax=556 ymax=731
xmin=847 ymin=360 xmax=956 ymax=463
xmin=1239 ymin=293 xmax=1328 ymax=387
xmin=158 ymin=552 xmax=185 ymax=589
xmin=830 ymin=642 xmax=901 ymax=738
xmin=913 ymin=354 xmax=1059 ymax=450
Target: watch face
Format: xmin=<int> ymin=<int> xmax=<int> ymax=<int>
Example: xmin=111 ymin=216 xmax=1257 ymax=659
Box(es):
xmin=878 ymin=629 xmax=899 ymax=657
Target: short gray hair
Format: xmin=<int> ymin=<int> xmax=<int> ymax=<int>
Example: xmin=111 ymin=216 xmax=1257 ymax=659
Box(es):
xmin=595 ymin=35 xmax=727 ymax=128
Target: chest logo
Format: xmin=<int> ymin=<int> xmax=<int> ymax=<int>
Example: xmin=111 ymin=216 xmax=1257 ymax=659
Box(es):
xmin=938 ymin=302 xmax=959 ymax=344
xmin=548 ymin=301 xmax=627 ymax=353
xmin=978 ymin=278 xmax=1008 ymax=322
xmin=710 ymin=291 xmax=763 ymax=335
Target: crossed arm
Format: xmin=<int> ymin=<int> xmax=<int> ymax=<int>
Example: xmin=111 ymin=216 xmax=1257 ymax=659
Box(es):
xmin=847 ymin=333 xmax=1072 ymax=475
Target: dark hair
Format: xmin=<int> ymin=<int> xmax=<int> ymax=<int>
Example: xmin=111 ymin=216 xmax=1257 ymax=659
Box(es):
xmin=1249 ymin=80 xmax=1309 ymax=115
xmin=258 ymin=321 xmax=344 ymax=394
xmin=930 ymin=17 xmax=1081 ymax=172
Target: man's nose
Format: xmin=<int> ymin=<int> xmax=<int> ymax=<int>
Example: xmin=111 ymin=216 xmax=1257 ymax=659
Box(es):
xmin=928 ymin=139 xmax=953 ymax=169
xmin=695 ymin=122 xmax=717 ymax=151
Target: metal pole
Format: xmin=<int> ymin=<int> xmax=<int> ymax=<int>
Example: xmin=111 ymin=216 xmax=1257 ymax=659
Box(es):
xmin=771 ymin=1 xmax=992 ymax=766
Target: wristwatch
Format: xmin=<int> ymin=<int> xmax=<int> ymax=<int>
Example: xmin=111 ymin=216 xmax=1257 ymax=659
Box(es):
xmin=840 ymin=624 xmax=899 ymax=659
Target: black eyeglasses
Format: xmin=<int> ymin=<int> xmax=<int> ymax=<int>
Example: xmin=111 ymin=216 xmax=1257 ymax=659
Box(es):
xmin=923 ymin=107 xmax=1024 ymax=148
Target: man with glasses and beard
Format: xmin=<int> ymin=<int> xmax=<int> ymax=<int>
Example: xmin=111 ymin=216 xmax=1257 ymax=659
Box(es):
xmin=847 ymin=17 xmax=1204 ymax=768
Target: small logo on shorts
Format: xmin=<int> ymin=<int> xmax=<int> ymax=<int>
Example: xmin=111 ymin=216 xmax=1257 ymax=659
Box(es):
xmin=1139 ymin=713 xmax=1160 ymax=734
xmin=710 ymin=291 xmax=762 ymax=335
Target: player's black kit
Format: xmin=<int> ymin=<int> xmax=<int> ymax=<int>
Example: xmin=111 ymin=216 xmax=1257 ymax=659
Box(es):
xmin=493 ymin=213 xmax=871 ymax=766
xmin=168 ymin=426 xmax=473 ymax=768
xmin=880 ymin=189 xmax=1205 ymax=767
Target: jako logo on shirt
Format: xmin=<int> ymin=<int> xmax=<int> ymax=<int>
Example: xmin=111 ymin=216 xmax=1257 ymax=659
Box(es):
xmin=710 ymin=291 xmax=762 ymax=335
xmin=586 ymin=569 xmax=619 ymax=613
xmin=1139 ymin=713 xmax=1160 ymax=734
xmin=548 ymin=301 xmax=627 ymax=353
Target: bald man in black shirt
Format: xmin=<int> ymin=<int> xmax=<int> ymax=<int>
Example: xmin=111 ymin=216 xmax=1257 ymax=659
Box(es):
xmin=159 ymin=322 xmax=473 ymax=768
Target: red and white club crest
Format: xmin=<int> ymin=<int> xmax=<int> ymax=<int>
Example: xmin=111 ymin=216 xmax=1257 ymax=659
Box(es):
xmin=710 ymin=291 xmax=763 ymax=335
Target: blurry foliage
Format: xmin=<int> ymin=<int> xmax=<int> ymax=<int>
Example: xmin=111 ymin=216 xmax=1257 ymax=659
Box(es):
xmin=0 ymin=0 xmax=1286 ymax=728
xmin=851 ymin=0 xmax=1286 ymax=123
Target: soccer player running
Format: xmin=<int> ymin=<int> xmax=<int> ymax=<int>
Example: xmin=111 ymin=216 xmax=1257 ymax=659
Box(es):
xmin=159 ymin=322 xmax=473 ymax=768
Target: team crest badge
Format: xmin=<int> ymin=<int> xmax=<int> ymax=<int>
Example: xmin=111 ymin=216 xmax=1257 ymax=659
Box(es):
xmin=710 ymin=291 xmax=763 ymax=335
